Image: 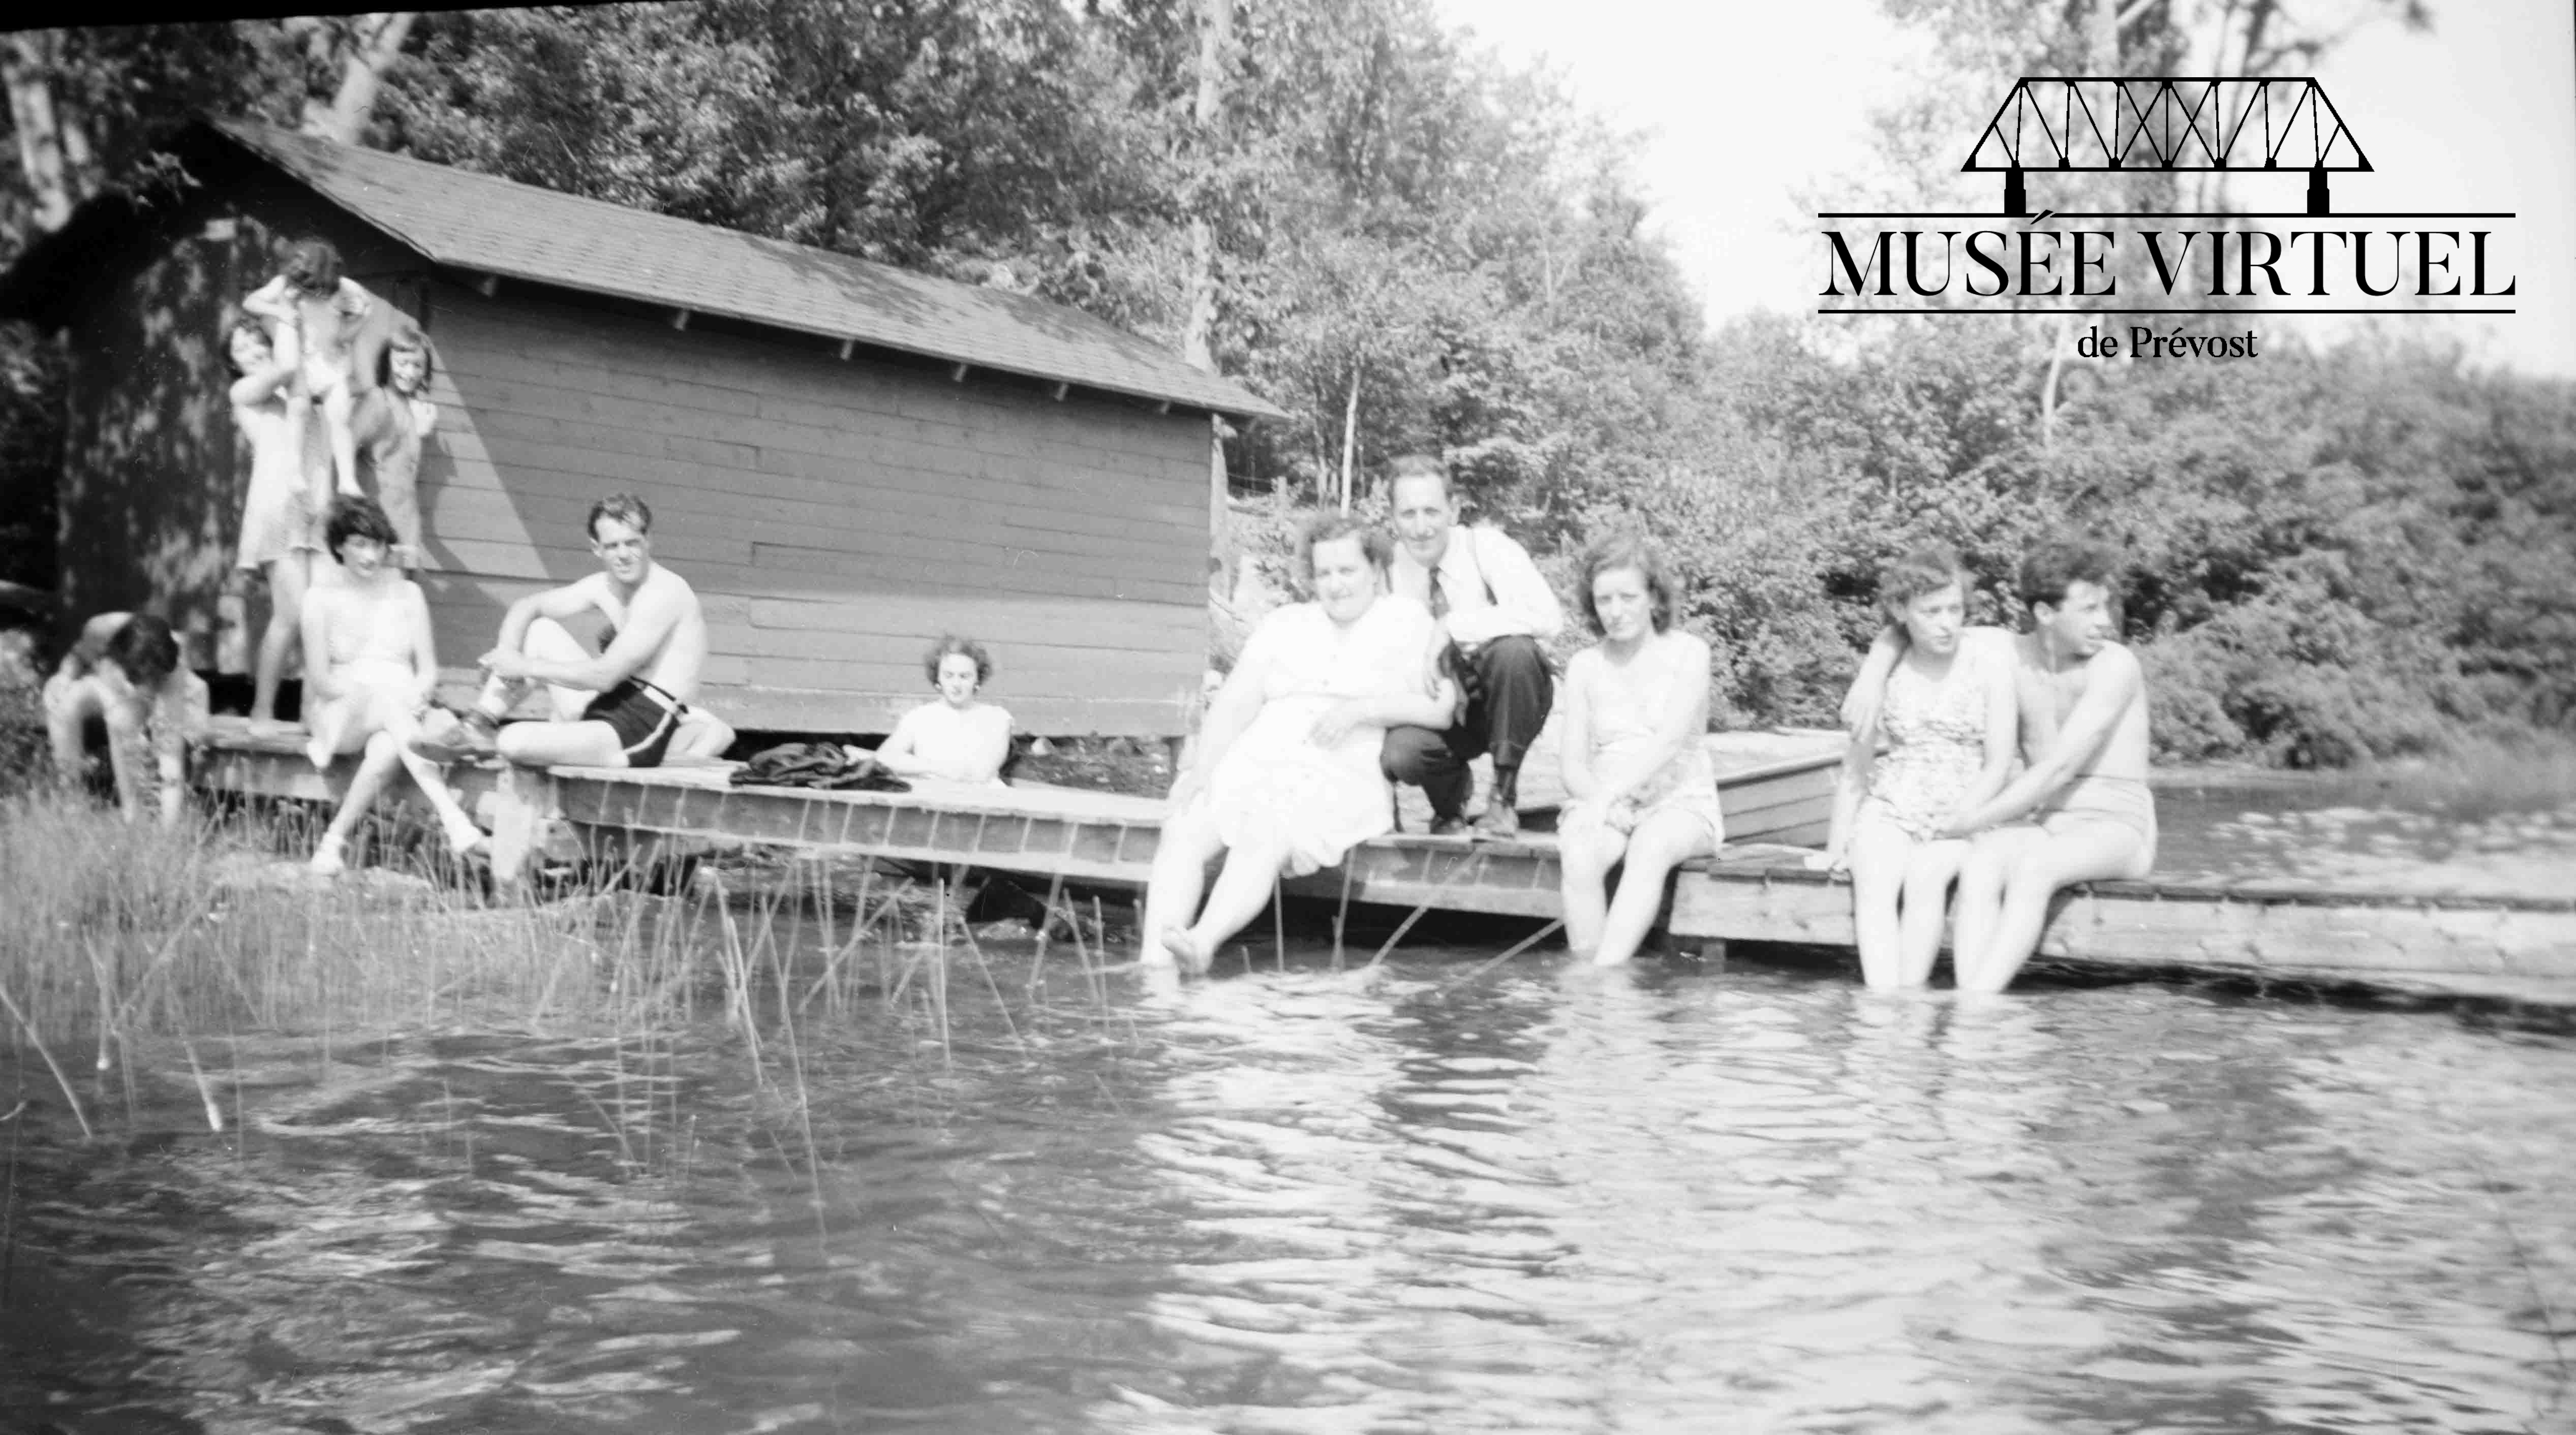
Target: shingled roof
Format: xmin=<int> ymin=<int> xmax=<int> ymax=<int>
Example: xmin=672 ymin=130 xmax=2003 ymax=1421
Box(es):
xmin=10 ymin=117 xmax=1284 ymax=421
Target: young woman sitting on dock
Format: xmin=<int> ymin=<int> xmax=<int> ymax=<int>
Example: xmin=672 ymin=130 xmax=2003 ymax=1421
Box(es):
xmin=869 ymin=635 xmax=1013 ymax=785
xmin=226 ymin=314 xmax=324 ymax=732
xmin=300 ymin=496 xmax=485 ymax=874
xmin=1555 ymin=535 xmax=1725 ymax=966
xmin=1815 ymin=542 xmax=2017 ymax=990
xmin=1145 ymin=513 xmax=1456 ymax=971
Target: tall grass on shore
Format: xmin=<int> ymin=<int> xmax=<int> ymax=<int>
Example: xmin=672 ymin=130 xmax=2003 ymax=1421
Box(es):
xmin=0 ymin=785 xmax=1119 ymax=1142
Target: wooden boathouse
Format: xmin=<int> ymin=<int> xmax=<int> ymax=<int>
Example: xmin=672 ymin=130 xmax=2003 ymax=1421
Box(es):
xmin=0 ymin=117 xmax=1282 ymax=738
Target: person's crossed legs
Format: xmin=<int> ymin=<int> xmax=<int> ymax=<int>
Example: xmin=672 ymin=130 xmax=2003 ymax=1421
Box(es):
xmin=486 ymin=617 xmax=646 ymax=768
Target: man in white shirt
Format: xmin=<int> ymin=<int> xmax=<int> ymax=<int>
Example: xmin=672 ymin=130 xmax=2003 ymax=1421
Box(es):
xmin=1382 ymin=454 xmax=1563 ymax=838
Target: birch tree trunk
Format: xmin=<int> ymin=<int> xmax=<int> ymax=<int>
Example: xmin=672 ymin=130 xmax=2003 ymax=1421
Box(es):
xmin=1184 ymin=0 xmax=1236 ymax=538
xmin=1180 ymin=0 xmax=1232 ymax=374
xmin=3 ymin=31 xmax=76 ymax=232
xmin=300 ymin=12 xmax=416 ymax=145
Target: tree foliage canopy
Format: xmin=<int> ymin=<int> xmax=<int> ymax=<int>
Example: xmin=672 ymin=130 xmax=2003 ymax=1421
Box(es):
xmin=0 ymin=0 xmax=2565 ymax=765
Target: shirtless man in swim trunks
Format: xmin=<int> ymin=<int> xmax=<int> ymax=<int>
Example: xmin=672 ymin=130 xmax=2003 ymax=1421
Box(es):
xmin=1935 ymin=537 xmax=2155 ymax=994
xmin=428 ymin=493 xmax=731 ymax=768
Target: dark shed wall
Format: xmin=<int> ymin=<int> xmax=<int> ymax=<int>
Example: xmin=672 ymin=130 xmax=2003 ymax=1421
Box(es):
xmin=55 ymin=168 xmax=425 ymax=661
xmin=421 ymin=280 xmax=1210 ymax=735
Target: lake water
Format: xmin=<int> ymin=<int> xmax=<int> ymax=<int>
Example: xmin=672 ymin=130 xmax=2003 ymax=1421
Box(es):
xmin=6 ymin=772 xmax=2572 ymax=1432
xmin=7 ymin=928 xmax=2572 ymax=1432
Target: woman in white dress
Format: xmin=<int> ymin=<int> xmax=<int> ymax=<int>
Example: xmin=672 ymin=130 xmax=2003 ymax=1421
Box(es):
xmin=227 ymin=315 xmax=327 ymax=730
xmin=1555 ymin=536 xmax=1726 ymax=966
xmin=873 ymin=635 xmax=1013 ymax=785
xmin=1145 ymin=513 xmax=1457 ymax=971
xmin=301 ymin=496 xmax=484 ymax=874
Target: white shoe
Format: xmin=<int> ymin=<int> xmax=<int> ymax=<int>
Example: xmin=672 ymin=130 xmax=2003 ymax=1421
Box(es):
xmin=309 ymin=841 xmax=347 ymax=876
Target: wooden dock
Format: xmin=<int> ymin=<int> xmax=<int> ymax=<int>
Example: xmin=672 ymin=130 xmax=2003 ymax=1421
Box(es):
xmin=190 ymin=720 xmax=2576 ymax=1004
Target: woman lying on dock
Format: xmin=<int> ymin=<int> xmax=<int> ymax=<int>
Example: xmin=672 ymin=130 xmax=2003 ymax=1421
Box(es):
xmin=868 ymin=635 xmax=1013 ymax=786
xmin=1555 ymin=536 xmax=1724 ymax=966
xmin=1815 ymin=543 xmax=2016 ymax=990
xmin=1145 ymin=513 xmax=1456 ymax=971
xmin=300 ymin=496 xmax=484 ymax=874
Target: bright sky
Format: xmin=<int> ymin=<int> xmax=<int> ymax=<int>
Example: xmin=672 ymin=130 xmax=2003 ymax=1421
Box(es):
xmin=1436 ymin=0 xmax=2576 ymax=377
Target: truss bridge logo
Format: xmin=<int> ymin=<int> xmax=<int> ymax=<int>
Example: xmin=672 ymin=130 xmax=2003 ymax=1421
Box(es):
xmin=1819 ymin=76 xmax=2518 ymax=321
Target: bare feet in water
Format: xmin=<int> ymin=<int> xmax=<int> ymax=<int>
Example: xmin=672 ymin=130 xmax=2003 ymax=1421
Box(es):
xmin=1160 ymin=925 xmax=1212 ymax=972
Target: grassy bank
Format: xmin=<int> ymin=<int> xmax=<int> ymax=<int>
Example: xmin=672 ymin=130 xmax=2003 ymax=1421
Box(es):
xmin=0 ymin=784 xmax=1087 ymax=1139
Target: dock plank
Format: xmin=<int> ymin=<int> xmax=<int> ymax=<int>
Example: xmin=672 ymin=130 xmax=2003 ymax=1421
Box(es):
xmin=185 ymin=724 xmax=2576 ymax=1003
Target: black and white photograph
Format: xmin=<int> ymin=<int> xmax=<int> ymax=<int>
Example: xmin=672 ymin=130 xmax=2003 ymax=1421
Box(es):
xmin=0 ymin=1 xmax=2570 ymax=1428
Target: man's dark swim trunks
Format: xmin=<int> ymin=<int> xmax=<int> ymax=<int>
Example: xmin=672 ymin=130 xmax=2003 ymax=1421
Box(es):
xmin=586 ymin=677 xmax=685 ymax=768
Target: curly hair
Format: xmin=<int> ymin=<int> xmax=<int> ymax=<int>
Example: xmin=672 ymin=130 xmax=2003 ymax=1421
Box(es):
xmin=1877 ymin=541 xmax=1969 ymax=618
xmin=923 ymin=634 xmax=994 ymax=688
xmin=324 ymin=494 xmax=399 ymax=559
xmin=222 ymin=314 xmax=274 ymax=378
xmin=1575 ymin=533 xmax=1678 ymax=635
xmin=1298 ymin=511 xmax=1393 ymax=576
xmin=2017 ymin=536 xmax=2125 ymax=611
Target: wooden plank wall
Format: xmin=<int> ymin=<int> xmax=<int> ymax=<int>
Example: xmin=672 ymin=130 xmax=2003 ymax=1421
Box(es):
xmin=418 ymin=280 xmax=1212 ymax=736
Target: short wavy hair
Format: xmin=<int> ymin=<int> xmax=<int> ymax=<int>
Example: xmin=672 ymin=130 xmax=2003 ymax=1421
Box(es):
xmin=586 ymin=492 xmax=653 ymax=541
xmin=2018 ymin=536 xmax=2124 ymax=611
xmin=924 ymin=634 xmax=993 ymax=688
xmin=1575 ymin=533 xmax=1678 ymax=635
xmin=1877 ymin=541 xmax=1969 ymax=618
xmin=1385 ymin=452 xmax=1450 ymax=502
xmin=324 ymin=494 xmax=398 ymax=559
xmin=1298 ymin=511 xmax=1393 ymax=577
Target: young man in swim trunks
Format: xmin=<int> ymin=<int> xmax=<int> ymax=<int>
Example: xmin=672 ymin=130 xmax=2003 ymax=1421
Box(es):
xmin=1937 ymin=537 xmax=2155 ymax=994
xmin=426 ymin=493 xmax=730 ymax=768
xmin=43 ymin=612 xmax=210 ymax=828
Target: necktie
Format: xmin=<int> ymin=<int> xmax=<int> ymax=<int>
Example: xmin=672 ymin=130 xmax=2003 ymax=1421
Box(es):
xmin=1426 ymin=567 xmax=1449 ymax=620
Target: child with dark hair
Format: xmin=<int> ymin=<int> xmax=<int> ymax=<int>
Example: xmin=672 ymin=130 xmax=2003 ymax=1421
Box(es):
xmin=872 ymin=635 xmax=1013 ymax=785
xmin=300 ymin=495 xmax=484 ymax=872
xmin=43 ymin=612 xmax=210 ymax=827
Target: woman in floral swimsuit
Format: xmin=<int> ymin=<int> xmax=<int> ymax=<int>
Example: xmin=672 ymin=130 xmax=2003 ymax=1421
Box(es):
xmin=1819 ymin=543 xmax=2018 ymax=990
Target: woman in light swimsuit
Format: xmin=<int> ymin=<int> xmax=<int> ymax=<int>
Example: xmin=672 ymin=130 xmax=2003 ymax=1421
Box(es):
xmin=1556 ymin=535 xmax=1726 ymax=966
xmin=1817 ymin=543 xmax=2017 ymax=990
xmin=301 ymin=496 xmax=484 ymax=874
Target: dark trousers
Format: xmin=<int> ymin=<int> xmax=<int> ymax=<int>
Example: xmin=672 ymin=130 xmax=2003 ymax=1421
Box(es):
xmin=1380 ymin=634 xmax=1553 ymax=819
